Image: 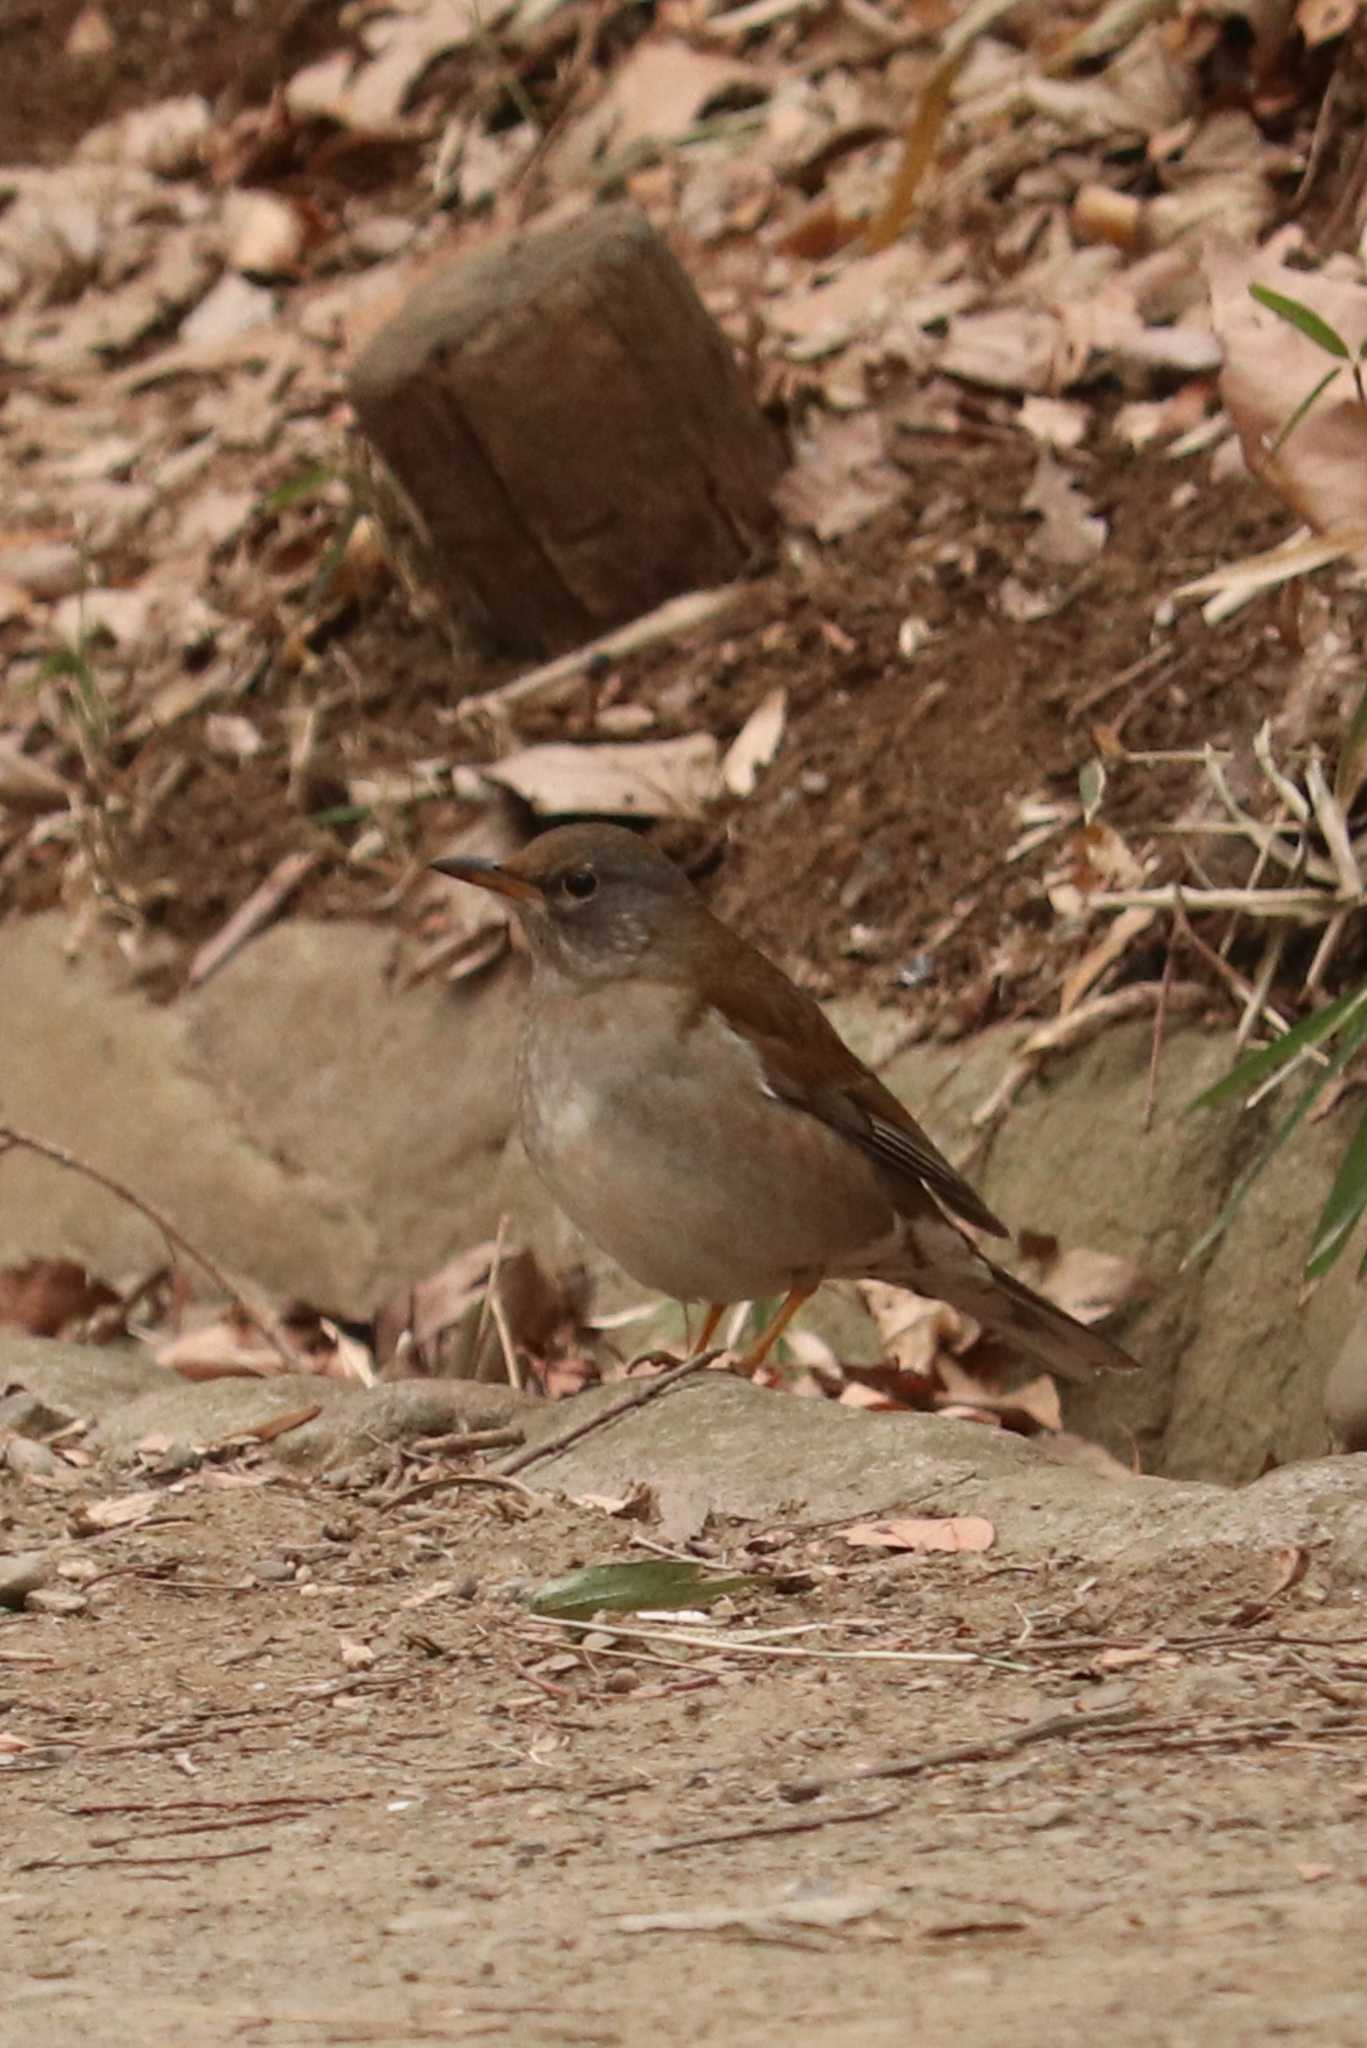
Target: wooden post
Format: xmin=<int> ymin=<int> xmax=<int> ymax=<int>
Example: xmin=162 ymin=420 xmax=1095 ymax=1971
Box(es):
xmin=350 ymin=205 xmax=783 ymax=656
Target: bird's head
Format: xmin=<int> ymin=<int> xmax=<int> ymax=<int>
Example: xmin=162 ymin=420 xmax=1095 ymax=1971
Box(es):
xmin=432 ymin=823 xmax=704 ymax=984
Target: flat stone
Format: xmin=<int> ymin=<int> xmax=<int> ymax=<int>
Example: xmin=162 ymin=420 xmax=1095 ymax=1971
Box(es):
xmin=508 ymin=1374 xmax=1367 ymax=1573
xmin=25 ymin=1586 xmax=88 ymax=1616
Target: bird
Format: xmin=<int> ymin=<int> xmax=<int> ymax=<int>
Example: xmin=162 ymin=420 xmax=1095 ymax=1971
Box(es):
xmin=432 ymin=823 xmax=1139 ymax=1382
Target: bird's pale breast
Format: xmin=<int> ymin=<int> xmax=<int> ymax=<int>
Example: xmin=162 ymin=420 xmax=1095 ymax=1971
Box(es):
xmin=517 ymin=978 xmax=897 ymax=1303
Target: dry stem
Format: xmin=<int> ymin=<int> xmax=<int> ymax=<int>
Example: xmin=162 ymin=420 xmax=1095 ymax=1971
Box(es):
xmin=0 ymin=1123 xmax=293 ymax=1369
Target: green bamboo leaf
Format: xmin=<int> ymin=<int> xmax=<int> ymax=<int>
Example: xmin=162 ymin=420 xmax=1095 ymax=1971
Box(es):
xmin=1190 ymin=980 xmax=1367 ymax=1112
xmin=527 ymin=1559 xmax=756 ymax=1620
xmin=1306 ymin=1104 xmax=1367 ymax=1279
xmin=1266 ymin=365 xmax=1342 ymax=457
xmin=1184 ymin=1014 xmax=1367 ymax=1268
xmin=1249 ymin=284 xmax=1351 ymax=360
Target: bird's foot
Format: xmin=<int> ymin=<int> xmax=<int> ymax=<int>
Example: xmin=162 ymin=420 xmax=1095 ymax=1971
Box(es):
xmin=625 ymin=1346 xmax=725 ymax=1376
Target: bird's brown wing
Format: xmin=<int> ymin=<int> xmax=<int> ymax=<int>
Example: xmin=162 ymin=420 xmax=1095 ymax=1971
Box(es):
xmin=692 ymin=921 xmax=1009 ymax=1239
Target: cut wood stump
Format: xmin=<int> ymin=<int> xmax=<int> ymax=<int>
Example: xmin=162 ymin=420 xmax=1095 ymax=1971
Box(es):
xmin=349 ymin=204 xmax=783 ymax=657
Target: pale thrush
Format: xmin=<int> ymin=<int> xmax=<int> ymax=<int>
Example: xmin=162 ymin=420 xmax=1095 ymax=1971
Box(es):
xmin=433 ymin=824 xmax=1138 ymax=1380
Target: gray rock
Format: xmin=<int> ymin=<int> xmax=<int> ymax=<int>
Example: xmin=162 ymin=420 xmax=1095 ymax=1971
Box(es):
xmin=0 ymin=1333 xmax=530 ymax=1469
xmin=1 ymin=909 xmax=1362 ymax=1484
xmin=867 ymin=1012 xmax=1365 ymax=1483
xmin=0 ymin=1337 xmax=167 ymax=1419
xmin=507 ymin=1374 xmax=1367 ymax=1572
xmin=0 ymin=914 xmax=521 ymax=1316
xmin=4 ymin=1436 xmax=60 ymax=1478
xmin=0 ymin=1551 xmax=53 ymax=1609
xmin=1325 ymin=1306 xmax=1367 ymax=1452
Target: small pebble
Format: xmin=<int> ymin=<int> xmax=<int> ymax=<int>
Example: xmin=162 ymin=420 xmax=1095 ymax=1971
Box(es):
xmin=4 ymin=1438 xmax=60 ymax=1480
xmin=249 ymin=1557 xmax=296 ymax=1585
xmin=150 ymin=1442 xmax=201 ymax=1478
xmin=26 ymin=1586 xmax=88 ymax=1617
xmin=1020 ymin=1799 xmax=1072 ymax=1831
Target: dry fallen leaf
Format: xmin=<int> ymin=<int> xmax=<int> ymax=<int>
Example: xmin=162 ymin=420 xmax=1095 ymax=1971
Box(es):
xmin=859 ymin=1281 xmax=979 ymax=1377
xmin=485 ymin=736 xmax=721 ymax=822
xmin=774 ymin=414 xmax=906 ymax=541
xmin=1204 ymin=238 xmax=1367 ymax=542
xmin=0 ymin=742 xmax=73 ymax=813
xmin=1296 ymin=0 xmax=1358 ymax=46
xmin=155 ymin=1317 xmax=283 ymax=1380
xmin=1023 ymin=452 xmax=1108 ymax=567
xmin=1097 ymin=1641 xmax=1169 ymax=1669
xmin=935 ymin=1358 xmax=1063 ymax=1434
xmin=70 ymin=1491 xmax=162 ymax=1535
xmin=0 ymin=1258 xmax=118 ymax=1337
xmin=570 ymin=1483 xmax=655 ymax=1520
xmin=841 ymin=1515 xmax=995 ymax=1554
xmin=1017 ymin=1236 xmax=1141 ymax=1326
xmin=722 ymin=688 xmax=787 ymax=797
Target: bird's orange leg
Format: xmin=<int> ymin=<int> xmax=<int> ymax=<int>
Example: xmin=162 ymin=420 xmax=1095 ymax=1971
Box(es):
xmin=738 ymin=1285 xmax=816 ymax=1371
xmin=690 ymin=1302 xmax=726 ymax=1357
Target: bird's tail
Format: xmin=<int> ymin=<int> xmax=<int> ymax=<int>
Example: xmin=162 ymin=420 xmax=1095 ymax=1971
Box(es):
xmin=933 ymin=1256 xmax=1139 ymax=1384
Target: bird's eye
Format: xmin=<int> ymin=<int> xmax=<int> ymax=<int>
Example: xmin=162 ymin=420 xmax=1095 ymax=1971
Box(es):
xmin=561 ymin=867 xmax=598 ymax=901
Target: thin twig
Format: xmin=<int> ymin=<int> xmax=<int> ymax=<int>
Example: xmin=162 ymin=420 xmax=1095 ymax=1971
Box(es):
xmin=18 ymin=1843 xmax=272 ymax=1872
xmin=1068 ymin=644 xmax=1175 ymax=719
xmin=499 ymin=1356 xmax=708 ymax=1475
xmin=1305 ymin=749 xmax=1363 ymax=900
xmin=527 ymin=1617 xmax=980 ymax=1665
xmin=487 ymin=1215 xmax=524 ymax=1393
xmin=1236 ymin=924 xmax=1289 ymax=1053
xmin=407 ymin=1428 xmax=527 ymax=1456
xmin=1088 ymin=885 xmax=1329 ymax=919
xmin=778 ymin=1704 xmax=1143 ymax=1800
xmin=1305 ymin=906 xmax=1351 ymax=996
xmin=0 ymin=1124 xmax=293 ymax=1368
xmin=381 ymin=1470 xmax=541 ymax=1515
xmin=646 ymin=1799 xmax=902 ymax=1855
xmin=1142 ymin=924 xmax=1177 ymax=1131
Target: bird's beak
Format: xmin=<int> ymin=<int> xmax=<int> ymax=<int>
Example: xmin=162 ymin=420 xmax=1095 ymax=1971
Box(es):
xmin=429 ymin=854 xmax=543 ymax=904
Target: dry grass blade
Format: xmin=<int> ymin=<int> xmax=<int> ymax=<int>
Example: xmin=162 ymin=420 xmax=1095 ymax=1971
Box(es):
xmin=1305 ymin=750 xmax=1363 ymax=900
xmin=1251 ymin=722 xmax=1312 ymax=825
xmin=526 ymin=1616 xmax=983 ymax=1664
xmin=188 ymin=851 xmax=319 ymax=988
xmin=1087 ymin=885 xmax=1333 ymax=919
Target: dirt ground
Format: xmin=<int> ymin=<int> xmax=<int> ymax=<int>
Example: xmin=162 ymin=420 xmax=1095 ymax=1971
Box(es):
xmin=5 ymin=1465 xmax=1367 ymax=2047
xmin=89 ymin=436 xmax=1294 ymax=1018
xmin=6 ymin=2 xmax=1350 ymax=1033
